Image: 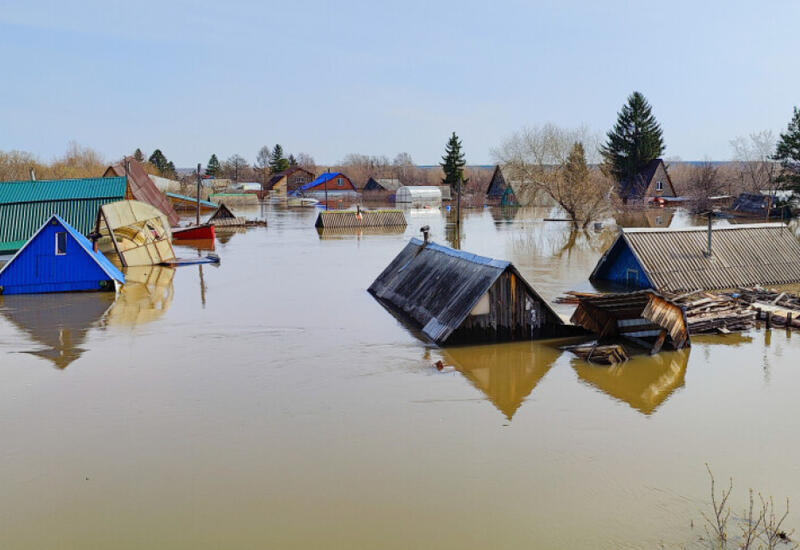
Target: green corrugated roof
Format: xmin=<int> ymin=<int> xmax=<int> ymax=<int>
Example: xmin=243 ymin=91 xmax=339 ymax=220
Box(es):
xmin=0 ymin=177 xmax=127 ymax=204
xmin=0 ymin=178 xmax=127 ymax=253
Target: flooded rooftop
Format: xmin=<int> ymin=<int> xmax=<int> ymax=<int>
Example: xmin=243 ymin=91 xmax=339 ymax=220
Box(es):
xmin=2 ymin=204 xmax=800 ymax=549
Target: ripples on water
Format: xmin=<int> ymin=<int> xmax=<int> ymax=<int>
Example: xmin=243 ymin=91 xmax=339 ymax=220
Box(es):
xmin=0 ymin=204 xmax=798 ymax=549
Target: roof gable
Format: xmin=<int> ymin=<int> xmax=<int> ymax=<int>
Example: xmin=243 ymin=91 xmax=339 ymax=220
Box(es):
xmin=619 ymin=158 xmax=675 ymax=199
xmin=0 ymin=215 xmax=124 ymax=294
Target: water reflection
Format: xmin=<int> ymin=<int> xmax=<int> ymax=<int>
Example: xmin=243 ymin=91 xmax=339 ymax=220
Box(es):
xmin=316 ymin=227 xmax=406 ymax=240
xmin=215 ymin=228 xmax=246 ymax=244
xmin=106 ymin=266 xmax=175 ymax=326
xmin=572 ymin=348 xmax=690 ymax=415
xmin=441 ymin=342 xmax=562 ymax=420
xmin=0 ymin=293 xmax=115 ymax=369
xmin=615 ymin=209 xmax=675 ymax=228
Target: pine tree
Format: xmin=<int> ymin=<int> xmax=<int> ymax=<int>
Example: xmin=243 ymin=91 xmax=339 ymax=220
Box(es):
xmin=600 ymin=91 xmax=665 ymax=183
xmin=269 ymin=144 xmax=289 ymax=174
xmin=440 ymin=132 xmax=468 ymax=190
xmin=564 ymin=142 xmax=589 ymax=187
xmin=166 ymin=161 xmax=176 ymax=178
xmin=205 ymin=154 xmax=221 ymax=177
xmin=774 ymin=106 xmax=800 ymax=192
xmin=133 ymin=148 xmax=145 ymax=162
xmin=148 ymin=149 xmax=169 ymax=174
xmin=288 ymin=154 xmax=298 ymax=166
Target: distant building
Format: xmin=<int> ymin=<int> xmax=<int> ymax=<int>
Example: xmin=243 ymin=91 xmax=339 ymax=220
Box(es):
xmin=617 ymin=158 xmax=676 ymax=204
xmin=363 ymin=177 xmax=403 ymax=192
xmin=729 ymin=193 xmax=793 ymax=220
xmin=0 ymin=176 xmax=127 ymax=253
xmin=486 ymin=166 xmax=517 ymax=205
xmin=0 ymin=215 xmax=124 ymax=295
xmin=265 ymin=167 xmax=316 ymax=195
xmin=368 ymin=237 xmax=569 ymax=345
xmin=590 ymin=223 xmax=800 ymax=292
xmin=289 ymin=172 xmax=356 ymax=196
xmin=103 ymin=158 xmax=180 ymax=226
xmin=395 ymin=186 xmax=442 ymax=207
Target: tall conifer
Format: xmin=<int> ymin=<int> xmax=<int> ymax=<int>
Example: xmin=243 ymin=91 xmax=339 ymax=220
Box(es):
xmin=774 ymin=107 xmax=800 ymax=192
xmin=440 ymin=132 xmax=467 ymax=190
xmin=600 ymin=91 xmax=665 ymax=182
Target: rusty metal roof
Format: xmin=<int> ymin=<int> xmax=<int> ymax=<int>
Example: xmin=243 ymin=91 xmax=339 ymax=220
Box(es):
xmin=592 ymin=223 xmax=800 ymax=292
xmin=104 ymin=159 xmax=180 ymax=226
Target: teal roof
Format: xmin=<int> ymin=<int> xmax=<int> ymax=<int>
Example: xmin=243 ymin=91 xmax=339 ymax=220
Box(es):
xmin=166 ymin=192 xmax=218 ymax=208
xmin=0 ymin=177 xmax=127 ymax=204
xmin=0 ymin=177 xmax=127 ymax=253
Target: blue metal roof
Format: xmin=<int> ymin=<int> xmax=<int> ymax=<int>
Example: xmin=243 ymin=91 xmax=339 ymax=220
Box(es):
xmin=290 ymin=172 xmax=347 ymax=195
xmin=408 ymin=237 xmax=510 ymax=268
xmin=0 ymin=215 xmax=124 ymax=295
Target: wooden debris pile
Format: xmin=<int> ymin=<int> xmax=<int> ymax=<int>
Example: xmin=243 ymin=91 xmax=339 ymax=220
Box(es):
xmin=671 ymin=292 xmax=755 ymax=334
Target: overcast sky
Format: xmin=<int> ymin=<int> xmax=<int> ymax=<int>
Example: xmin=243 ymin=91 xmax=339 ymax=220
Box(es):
xmin=1 ymin=0 xmax=798 ymax=167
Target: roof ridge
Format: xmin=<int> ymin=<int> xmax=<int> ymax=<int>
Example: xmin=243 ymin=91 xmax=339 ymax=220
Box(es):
xmin=623 ymin=223 xmax=788 ymax=233
xmin=409 ymin=237 xmax=509 ymax=268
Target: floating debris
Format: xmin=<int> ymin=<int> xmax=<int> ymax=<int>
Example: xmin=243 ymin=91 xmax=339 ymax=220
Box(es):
xmin=94 ymin=200 xmax=176 ymax=267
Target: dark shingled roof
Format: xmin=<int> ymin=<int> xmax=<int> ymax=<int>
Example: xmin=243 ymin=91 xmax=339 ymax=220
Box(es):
xmin=619 ymin=158 xmax=674 ymax=200
xmin=368 ymin=238 xmax=563 ymax=344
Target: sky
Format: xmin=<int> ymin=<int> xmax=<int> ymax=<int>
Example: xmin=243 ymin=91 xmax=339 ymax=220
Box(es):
xmin=1 ymin=0 xmax=799 ymax=167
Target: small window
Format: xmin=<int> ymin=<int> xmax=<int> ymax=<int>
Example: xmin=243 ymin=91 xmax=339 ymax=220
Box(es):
xmin=337 ymin=178 xmax=343 ymax=187
xmin=55 ymin=232 xmax=67 ymax=255
xmin=656 ymin=180 xmax=663 ymax=191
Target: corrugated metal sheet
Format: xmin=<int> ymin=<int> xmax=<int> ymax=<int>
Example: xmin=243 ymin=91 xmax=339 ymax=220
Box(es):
xmin=0 ymin=177 xmax=126 ymax=252
xmin=368 ymin=238 xmax=564 ymax=344
xmin=0 ymin=177 xmax=125 ymax=203
xmin=166 ymin=192 xmax=218 ymax=209
xmin=592 ymin=223 xmax=800 ymax=293
xmin=315 ymin=210 xmax=407 ymax=228
xmin=0 ymin=215 xmax=124 ymax=295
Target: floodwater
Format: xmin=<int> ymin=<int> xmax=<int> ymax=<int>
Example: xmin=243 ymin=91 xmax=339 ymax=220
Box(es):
xmin=1 ymin=205 xmax=800 ymax=549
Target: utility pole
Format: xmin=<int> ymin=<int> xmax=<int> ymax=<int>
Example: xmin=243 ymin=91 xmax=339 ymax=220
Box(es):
xmin=325 ymin=168 xmax=330 ymax=210
xmin=456 ymin=174 xmax=462 ymax=248
xmin=196 ymin=163 xmax=201 ymax=226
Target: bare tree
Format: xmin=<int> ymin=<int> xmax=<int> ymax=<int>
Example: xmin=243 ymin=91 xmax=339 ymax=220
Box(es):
xmin=295 ymin=152 xmax=316 ymax=173
xmin=731 ymin=130 xmax=778 ymax=193
xmin=222 ymin=154 xmax=250 ymax=182
xmin=686 ymin=159 xmax=725 ymax=212
xmin=492 ymin=123 xmax=613 ymax=228
xmin=254 ymin=146 xmax=271 ymax=183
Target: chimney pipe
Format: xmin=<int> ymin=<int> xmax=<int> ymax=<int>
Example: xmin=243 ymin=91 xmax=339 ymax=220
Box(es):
xmin=420 ymin=225 xmax=430 ymax=244
xmin=705 ymin=211 xmax=713 ymax=257
xmin=29 ymin=167 xmax=35 ymax=181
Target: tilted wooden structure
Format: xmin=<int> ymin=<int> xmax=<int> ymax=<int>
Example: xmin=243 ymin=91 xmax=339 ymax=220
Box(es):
xmin=570 ymin=291 xmax=690 ymax=353
xmin=315 ymin=209 xmax=407 ymax=229
xmin=103 ymin=158 xmax=180 ymax=226
xmin=368 ymin=238 xmax=570 ymax=345
xmin=94 ymin=200 xmax=176 ymax=267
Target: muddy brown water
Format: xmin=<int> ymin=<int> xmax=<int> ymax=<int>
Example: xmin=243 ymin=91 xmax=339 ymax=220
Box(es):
xmin=1 ymin=205 xmax=799 ymax=549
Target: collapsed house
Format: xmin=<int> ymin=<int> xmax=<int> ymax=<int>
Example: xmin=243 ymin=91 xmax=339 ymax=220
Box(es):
xmin=94 ymin=200 xmax=176 ymax=267
xmin=590 ymin=223 xmax=800 ymax=293
xmin=570 ymin=291 xmax=691 ymax=354
xmin=729 ymin=192 xmax=793 ymax=220
xmin=368 ymin=237 xmax=571 ymax=345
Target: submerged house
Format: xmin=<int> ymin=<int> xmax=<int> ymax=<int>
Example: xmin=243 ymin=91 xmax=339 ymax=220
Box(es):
xmin=0 ymin=177 xmax=127 ymax=253
xmin=729 ymin=192 xmax=793 ymax=220
xmin=289 ymin=172 xmax=356 ymax=196
xmin=0 ymin=215 xmax=124 ymax=295
xmin=265 ymin=167 xmax=316 ymax=195
xmin=368 ymin=237 xmax=568 ymax=345
xmin=103 ymin=157 xmax=180 ymax=226
xmin=363 ymin=177 xmax=403 ymax=193
xmin=486 ymin=166 xmax=518 ymax=206
xmin=590 ymin=223 xmax=800 ymax=293
xmin=617 ymin=158 xmax=676 ymax=204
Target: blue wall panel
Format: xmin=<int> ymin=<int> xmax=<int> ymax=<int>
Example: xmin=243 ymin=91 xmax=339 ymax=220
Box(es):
xmin=594 ymin=240 xmax=652 ymax=289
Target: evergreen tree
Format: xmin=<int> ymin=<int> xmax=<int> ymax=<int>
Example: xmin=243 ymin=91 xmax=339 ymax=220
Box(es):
xmin=166 ymin=161 xmax=176 ymax=178
xmin=133 ymin=148 xmax=145 ymax=162
xmin=269 ymin=144 xmax=289 ymax=174
xmin=440 ymin=132 xmax=467 ymax=190
xmin=564 ymin=142 xmax=589 ymax=187
xmin=205 ymin=154 xmax=221 ymax=177
xmin=774 ymin=106 xmax=800 ymax=192
xmin=288 ymin=154 xmax=298 ymax=166
xmin=148 ymin=149 xmax=169 ymax=174
xmin=600 ymin=91 xmax=665 ymax=183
